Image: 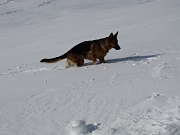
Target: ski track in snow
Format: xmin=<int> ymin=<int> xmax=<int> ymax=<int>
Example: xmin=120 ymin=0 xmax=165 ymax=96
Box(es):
xmin=0 ymin=52 xmax=162 ymax=77
xmin=0 ymin=0 xmax=56 ymax=16
xmin=0 ymin=63 xmax=66 ymax=77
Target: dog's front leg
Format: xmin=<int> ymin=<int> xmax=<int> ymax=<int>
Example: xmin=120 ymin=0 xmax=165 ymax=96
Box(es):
xmin=99 ymin=57 xmax=106 ymax=63
xmin=92 ymin=56 xmax=97 ymax=65
xmin=89 ymin=51 xmax=97 ymax=65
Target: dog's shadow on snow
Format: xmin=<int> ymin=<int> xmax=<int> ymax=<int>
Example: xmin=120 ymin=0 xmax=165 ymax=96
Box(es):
xmin=106 ymin=54 xmax=162 ymax=64
xmin=84 ymin=54 xmax=162 ymax=66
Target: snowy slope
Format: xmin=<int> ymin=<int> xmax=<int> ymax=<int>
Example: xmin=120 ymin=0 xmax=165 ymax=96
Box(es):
xmin=0 ymin=0 xmax=180 ymax=135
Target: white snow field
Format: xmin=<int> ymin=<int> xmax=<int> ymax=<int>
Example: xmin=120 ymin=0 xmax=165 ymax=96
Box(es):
xmin=0 ymin=0 xmax=180 ymax=134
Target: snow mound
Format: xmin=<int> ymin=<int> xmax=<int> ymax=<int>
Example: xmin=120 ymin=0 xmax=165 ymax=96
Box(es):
xmin=69 ymin=120 xmax=99 ymax=135
xmin=92 ymin=94 xmax=180 ymax=135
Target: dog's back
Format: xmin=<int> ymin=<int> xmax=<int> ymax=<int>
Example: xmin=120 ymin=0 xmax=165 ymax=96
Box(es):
xmin=67 ymin=41 xmax=92 ymax=55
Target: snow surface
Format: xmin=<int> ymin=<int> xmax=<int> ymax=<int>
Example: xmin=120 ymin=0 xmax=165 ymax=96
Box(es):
xmin=0 ymin=0 xmax=180 ymax=135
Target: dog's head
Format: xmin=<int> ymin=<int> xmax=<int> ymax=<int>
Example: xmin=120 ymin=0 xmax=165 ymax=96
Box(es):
xmin=108 ymin=31 xmax=121 ymax=50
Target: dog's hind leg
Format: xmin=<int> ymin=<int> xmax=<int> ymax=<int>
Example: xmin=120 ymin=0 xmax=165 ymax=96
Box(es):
xmin=66 ymin=59 xmax=73 ymax=68
xmin=66 ymin=53 xmax=84 ymax=68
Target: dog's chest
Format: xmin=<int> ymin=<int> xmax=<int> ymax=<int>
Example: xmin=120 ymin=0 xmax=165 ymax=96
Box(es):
xmin=94 ymin=45 xmax=108 ymax=58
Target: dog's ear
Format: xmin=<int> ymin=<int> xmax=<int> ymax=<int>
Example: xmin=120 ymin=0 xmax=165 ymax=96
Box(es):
xmin=114 ymin=31 xmax=118 ymax=37
xmin=109 ymin=33 xmax=113 ymax=40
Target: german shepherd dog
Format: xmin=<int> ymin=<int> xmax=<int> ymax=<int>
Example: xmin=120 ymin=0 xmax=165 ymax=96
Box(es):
xmin=40 ymin=32 xmax=121 ymax=68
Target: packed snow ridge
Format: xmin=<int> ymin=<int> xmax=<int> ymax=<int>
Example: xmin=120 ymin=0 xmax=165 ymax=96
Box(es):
xmin=68 ymin=94 xmax=180 ymax=135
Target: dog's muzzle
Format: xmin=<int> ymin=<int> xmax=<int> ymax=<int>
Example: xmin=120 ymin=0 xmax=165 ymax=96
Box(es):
xmin=114 ymin=45 xmax=121 ymax=50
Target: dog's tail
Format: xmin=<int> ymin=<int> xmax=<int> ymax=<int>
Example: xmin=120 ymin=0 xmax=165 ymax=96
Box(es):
xmin=40 ymin=53 xmax=67 ymax=63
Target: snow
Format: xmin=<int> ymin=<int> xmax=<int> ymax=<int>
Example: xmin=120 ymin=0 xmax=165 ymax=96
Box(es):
xmin=0 ymin=0 xmax=180 ymax=135
xmin=69 ymin=120 xmax=99 ymax=135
